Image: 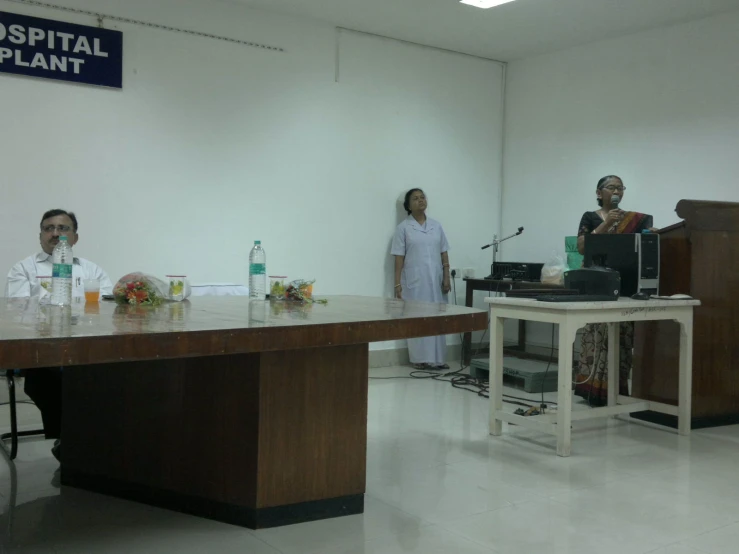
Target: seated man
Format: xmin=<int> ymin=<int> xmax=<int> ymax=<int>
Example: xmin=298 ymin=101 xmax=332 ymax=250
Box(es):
xmin=5 ymin=209 xmax=113 ymax=461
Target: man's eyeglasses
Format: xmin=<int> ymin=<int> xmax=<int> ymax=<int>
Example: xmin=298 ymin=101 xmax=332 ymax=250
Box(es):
xmin=41 ymin=225 xmax=73 ymax=233
xmin=603 ymin=186 xmax=626 ymax=192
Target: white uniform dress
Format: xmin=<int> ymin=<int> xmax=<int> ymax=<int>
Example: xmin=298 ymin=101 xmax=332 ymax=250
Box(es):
xmin=391 ymin=215 xmax=450 ymax=365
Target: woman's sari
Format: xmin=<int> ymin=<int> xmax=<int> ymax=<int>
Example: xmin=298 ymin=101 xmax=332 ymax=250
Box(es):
xmin=616 ymin=211 xmax=651 ymax=234
xmin=573 ymin=211 xmax=652 ymax=405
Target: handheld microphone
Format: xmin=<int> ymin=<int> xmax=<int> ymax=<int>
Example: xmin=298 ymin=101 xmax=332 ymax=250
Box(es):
xmin=610 ymin=195 xmax=621 ymax=210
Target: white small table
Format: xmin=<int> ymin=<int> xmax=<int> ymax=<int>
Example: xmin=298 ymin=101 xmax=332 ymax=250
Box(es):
xmin=485 ymin=297 xmax=700 ymax=457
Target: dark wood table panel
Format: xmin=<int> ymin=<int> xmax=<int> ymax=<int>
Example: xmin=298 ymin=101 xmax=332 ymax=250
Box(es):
xmin=0 ymin=296 xmax=484 ymax=370
xmin=0 ymin=295 xmax=486 ymax=528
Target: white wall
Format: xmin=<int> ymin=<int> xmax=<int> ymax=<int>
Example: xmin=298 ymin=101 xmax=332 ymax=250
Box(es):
xmin=500 ymin=10 xmax=739 ymax=348
xmin=0 ymin=0 xmax=504 ymax=349
xmin=502 ymin=9 xmax=739 ymax=264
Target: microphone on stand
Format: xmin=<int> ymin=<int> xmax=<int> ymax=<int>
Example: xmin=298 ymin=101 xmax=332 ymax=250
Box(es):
xmin=481 ymin=227 xmax=524 ymax=250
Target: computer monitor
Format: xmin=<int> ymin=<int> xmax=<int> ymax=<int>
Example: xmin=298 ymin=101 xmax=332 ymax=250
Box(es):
xmin=583 ymin=233 xmax=660 ymax=296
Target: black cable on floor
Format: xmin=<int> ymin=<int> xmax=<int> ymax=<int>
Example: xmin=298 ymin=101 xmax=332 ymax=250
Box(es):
xmin=370 ymin=366 xmax=551 ymax=408
xmin=372 ymin=275 xmax=548 ymax=409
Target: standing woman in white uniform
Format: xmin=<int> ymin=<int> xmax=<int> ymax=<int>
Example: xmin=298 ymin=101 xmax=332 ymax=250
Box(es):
xmin=391 ymin=188 xmax=452 ymax=369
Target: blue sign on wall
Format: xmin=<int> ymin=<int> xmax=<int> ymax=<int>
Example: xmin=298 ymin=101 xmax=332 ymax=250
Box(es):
xmin=0 ymin=10 xmax=122 ymax=88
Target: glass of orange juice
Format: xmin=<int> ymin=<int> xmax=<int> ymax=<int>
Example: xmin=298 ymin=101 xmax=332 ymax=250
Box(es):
xmin=83 ymin=279 xmax=100 ymax=303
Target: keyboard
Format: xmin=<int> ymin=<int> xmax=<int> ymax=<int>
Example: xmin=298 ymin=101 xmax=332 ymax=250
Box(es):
xmin=536 ymin=294 xmax=617 ymax=303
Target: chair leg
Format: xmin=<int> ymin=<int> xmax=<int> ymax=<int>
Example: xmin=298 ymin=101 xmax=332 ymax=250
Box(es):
xmin=1 ymin=370 xmax=45 ymax=460
xmin=0 ymin=370 xmax=19 ymax=460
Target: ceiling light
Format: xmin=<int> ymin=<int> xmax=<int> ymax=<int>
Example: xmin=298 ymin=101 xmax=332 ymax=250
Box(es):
xmin=460 ymin=0 xmax=516 ymax=8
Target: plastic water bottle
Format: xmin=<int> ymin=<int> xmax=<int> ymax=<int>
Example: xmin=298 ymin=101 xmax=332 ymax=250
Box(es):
xmin=248 ymin=240 xmax=266 ymax=300
xmin=48 ymin=305 xmax=72 ymax=337
xmin=51 ymin=236 xmax=73 ymax=306
xmin=249 ymin=298 xmax=268 ymax=326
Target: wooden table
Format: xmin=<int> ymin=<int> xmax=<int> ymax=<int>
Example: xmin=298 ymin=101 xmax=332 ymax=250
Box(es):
xmin=0 ymin=296 xmax=486 ymax=528
xmin=486 ymin=297 xmax=699 ymax=457
xmin=462 ymin=278 xmax=564 ymax=365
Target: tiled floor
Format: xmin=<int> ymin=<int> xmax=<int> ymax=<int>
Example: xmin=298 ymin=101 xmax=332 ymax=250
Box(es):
xmin=2 ymin=364 xmax=739 ymax=553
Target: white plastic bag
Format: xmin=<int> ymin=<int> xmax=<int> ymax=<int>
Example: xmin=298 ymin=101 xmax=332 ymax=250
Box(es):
xmin=540 ymin=253 xmax=566 ymax=286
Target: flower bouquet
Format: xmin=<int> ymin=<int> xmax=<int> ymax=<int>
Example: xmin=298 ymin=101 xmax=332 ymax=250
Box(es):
xmin=113 ymin=273 xmax=169 ymax=306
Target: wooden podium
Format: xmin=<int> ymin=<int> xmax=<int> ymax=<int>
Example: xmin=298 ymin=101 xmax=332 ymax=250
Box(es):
xmin=632 ymin=200 xmax=739 ymax=428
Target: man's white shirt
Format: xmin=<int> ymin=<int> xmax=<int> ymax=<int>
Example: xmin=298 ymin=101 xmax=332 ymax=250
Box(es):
xmin=5 ymin=252 xmax=113 ymax=298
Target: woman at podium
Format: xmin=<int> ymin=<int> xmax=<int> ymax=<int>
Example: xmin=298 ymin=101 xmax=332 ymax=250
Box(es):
xmin=573 ymin=175 xmax=654 ymax=405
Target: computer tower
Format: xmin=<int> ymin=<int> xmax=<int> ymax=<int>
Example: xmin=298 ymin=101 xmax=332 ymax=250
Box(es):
xmin=638 ymin=233 xmax=660 ymax=295
xmin=583 ymin=233 xmax=660 ymax=297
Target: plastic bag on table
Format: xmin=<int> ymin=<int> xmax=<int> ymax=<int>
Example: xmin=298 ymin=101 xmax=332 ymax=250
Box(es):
xmin=283 ymin=279 xmax=328 ymax=304
xmin=540 ymin=253 xmax=566 ymax=286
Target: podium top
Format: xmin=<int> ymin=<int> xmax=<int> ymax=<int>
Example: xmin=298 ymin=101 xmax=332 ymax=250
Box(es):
xmin=676 ymin=199 xmax=739 ymax=232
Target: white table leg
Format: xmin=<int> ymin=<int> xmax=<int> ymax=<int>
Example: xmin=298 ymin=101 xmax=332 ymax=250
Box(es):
xmin=489 ymin=314 xmax=505 ymax=436
xmin=607 ymin=322 xmax=619 ymax=408
xmin=556 ymin=321 xmax=575 ymax=457
xmin=678 ymin=313 xmax=694 ymax=435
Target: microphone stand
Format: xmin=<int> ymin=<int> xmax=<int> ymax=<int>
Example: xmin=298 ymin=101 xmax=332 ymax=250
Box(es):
xmin=481 ymin=227 xmax=524 ymax=279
